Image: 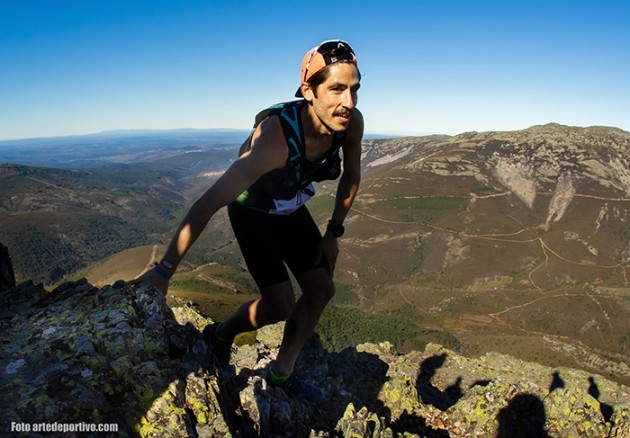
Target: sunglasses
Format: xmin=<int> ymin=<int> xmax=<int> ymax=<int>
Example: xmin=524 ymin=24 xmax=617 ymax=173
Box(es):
xmin=303 ymin=40 xmax=356 ymax=82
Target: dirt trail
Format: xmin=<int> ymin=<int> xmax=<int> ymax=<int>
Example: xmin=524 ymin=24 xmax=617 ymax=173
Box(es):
xmin=353 ymin=188 xmax=630 ymax=287
xmin=136 ymin=245 xmax=158 ymax=277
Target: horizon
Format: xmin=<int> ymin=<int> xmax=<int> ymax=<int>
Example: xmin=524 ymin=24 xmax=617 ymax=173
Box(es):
xmin=2 ymin=122 xmax=628 ymax=145
xmin=1 ymin=1 xmax=629 ymax=141
xmin=0 ymin=126 xmax=418 ymax=144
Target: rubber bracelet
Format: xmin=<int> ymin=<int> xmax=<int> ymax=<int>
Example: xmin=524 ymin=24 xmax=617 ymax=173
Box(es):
xmin=153 ymin=265 xmax=173 ymax=280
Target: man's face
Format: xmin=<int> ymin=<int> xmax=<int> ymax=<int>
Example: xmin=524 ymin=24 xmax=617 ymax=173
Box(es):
xmin=307 ymin=63 xmax=361 ymax=133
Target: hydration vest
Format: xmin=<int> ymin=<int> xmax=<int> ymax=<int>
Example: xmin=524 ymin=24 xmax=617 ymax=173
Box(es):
xmin=235 ymin=100 xmax=345 ymax=214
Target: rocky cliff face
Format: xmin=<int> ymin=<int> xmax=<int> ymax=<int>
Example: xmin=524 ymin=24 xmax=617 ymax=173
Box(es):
xmin=0 ymin=242 xmax=16 ymax=293
xmin=1 ymin=279 xmax=629 ymax=437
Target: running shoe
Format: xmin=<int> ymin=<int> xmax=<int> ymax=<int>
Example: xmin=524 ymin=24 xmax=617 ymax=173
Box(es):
xmin=203 ymin=322 xmax=233 ymax=364
xmin=266 ymin=369 xmax=325 ymax=403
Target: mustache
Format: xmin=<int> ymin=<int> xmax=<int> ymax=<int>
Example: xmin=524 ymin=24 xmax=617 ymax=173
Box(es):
xmin=334 ymin=109 xmax=353 ymax=118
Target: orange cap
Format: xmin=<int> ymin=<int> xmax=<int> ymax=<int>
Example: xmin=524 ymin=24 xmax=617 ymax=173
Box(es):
xmin=296 ymin=40 xmax=357 ymax=97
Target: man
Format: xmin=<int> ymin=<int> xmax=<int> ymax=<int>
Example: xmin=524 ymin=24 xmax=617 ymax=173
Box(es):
xmin=130 ymin=40 xmax=363 ymax=403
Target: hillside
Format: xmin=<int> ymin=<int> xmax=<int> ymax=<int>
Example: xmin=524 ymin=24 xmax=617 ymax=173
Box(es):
xmin=348 ymin=124 xmax=630 ymax=292
xmin=325 ymin=124 xmax=630 ymax=384
xmin=0 ymin=129 xmax=244 ymax=283
xmin=0 ymin=163 xmax=191 ymax=282
xmin=1 ymin=277 xmax=629 ymax=437
xmin=2 ymin=123 xmax=630 ymax=389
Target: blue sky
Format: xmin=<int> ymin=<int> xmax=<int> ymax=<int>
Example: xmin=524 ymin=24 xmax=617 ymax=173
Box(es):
xmin=1 ymin=0 xmax=629 ymax=140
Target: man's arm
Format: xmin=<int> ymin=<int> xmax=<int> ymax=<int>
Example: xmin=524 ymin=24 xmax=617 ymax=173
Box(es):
xmin=330 ymin=110 xmax=364 ymax=226
xmin=317 ymin=110 xmax=364 ymax=276
xmin=129 ymin=116 xmax=288 ymax=293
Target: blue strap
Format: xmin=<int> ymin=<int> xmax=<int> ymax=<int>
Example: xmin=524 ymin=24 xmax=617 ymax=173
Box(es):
xmin=153 ymin=265 xmax=172 ymax=280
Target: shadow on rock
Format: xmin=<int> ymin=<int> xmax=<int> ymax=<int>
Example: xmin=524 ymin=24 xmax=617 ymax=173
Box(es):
xmin=0 ymin=242 xmax=16 ymax=293
xmin=416 ymin=353 xmax=464 ymax=411
xmin=226 ymin=327 xmax=455 ymax=436
xmin=206 ymin=363 xmax=260 ymax=437
xmin=389 ymin=410 xmax=451 ymax=438
xmin=548 ymin=370 xmax=565 ymax=393
xmin=496 ymin=393 xmax=550 ymax=438
xmin=588 ymin=376 xmax=614 ymax=423
xmin=225 ymin=329 xmax=392 ymax=437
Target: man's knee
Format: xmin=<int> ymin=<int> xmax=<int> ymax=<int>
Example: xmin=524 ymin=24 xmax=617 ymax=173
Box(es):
xmin=303 ymin=275 xmax=336 ymax=304
xmin=260 ymin=284 xmax=295 ymax=322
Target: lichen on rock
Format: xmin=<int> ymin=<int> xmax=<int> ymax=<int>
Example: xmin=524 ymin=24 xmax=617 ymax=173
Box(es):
xmin=1 ymin=280 xmax=629 ymax=437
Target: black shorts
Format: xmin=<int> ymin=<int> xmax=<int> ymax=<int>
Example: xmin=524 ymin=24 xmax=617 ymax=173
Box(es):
xmin=227 ymin=202 xmax=324 ymax=288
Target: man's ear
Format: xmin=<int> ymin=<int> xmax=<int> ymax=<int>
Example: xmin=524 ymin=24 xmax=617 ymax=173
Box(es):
xmin=301 ymin=82 xmax=315 ymax=101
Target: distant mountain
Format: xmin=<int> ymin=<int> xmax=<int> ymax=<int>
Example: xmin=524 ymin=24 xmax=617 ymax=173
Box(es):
xmin=0 ymin=129 xmax=400 ymax=168
xmin=0 ymin=128 xmax=250 ymax=168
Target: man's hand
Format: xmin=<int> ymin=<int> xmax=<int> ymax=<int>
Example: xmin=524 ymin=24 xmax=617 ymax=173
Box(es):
xmin=315 ymin=232 xmax=339 ymax=278
xmin=127 ymin=267 xmax=170 ymax=295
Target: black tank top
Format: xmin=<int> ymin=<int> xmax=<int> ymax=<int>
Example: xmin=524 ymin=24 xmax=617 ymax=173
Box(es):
xmin=235 ymin=100 xmax=345 ymax=214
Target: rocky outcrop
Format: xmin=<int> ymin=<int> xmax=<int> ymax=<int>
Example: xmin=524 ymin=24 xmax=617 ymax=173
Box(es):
xmin=1 ymin=280 xmax=629 ymax=437
xmin=0 ymin=242 xmax=15 ymax=292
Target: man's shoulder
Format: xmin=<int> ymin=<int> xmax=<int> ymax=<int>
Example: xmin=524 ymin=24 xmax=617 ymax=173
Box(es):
xmin=244 ymin=116 xmax=288 ymax=171
xmin=266 ymin=99 xmax=305 ymax=111
xmin=255 ymin=100 xmax=305 ymax=125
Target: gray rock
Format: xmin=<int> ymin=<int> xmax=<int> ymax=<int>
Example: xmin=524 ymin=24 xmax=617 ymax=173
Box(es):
xmin=1 ymin=281 xmax=629 ymax=437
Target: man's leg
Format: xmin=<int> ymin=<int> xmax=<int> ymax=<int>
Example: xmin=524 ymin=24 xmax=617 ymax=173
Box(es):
xmin=271 ymin=267 xmax=335 ymax=376
xmin=216 ymin=280 xmax=296 ymax=340
xmin=220 ymin=202 xmax=297 ymax=341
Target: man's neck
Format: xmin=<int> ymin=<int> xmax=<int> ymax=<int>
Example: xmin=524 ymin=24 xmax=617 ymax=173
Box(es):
xmin=301 ymin=104 xmax=335 ymax=140
xmin=300 ymin=104 xmax=335 ymax=161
